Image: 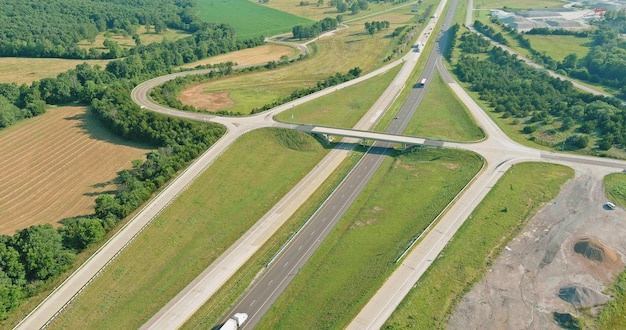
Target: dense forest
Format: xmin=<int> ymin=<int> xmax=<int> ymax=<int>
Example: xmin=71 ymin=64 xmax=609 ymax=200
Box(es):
xmin=0 ymin=0 xmax=199 ymax=59
xmin=456 ymin=31 xmax=626 ymax=152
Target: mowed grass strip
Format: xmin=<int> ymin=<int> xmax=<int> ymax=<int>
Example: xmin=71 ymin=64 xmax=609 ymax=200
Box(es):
xmin=598 ymin=173 xmax=626 ymax=329
xmin=196 ymin=0 xmax=312 ymax=39
xmin=276 ymin=66 xmax=401 ymax=127
xmin=181 ymin=146 xmax=366 ymax=329
xmin=384 ymin=162 xmax=573 ymax=329
xmin=49 ymin=128 xmax=329 ymax=329
xmin=0 ymin=58 xmax=110 ymax=85
xmin=257 ymin=148 xmax=483 ymax=329
xmin=406 ymin=70 xmax=484 ymax=141
xmin=0 ymin=106 xmax=150 ymax=234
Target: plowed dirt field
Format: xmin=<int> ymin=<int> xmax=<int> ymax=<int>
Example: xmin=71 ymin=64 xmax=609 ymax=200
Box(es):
xmin=0 ymin=106 xmax=150 ymax=234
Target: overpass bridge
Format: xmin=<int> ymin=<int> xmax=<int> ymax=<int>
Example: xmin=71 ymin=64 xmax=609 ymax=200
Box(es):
xmin=293 ymin=124 xmax=447 ymax=149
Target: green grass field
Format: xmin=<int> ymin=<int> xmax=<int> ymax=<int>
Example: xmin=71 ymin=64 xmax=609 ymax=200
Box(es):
xmin=49 ymin=128 xmax=330 ymax=329
xmin=605 ymin=173 xmax=626 ymax=209
xmin=384 ymin=162 xmax=573 ymax=329
xmin=599 ymin=174 xmax=626 ymax=329
xmin=406 ymin=70 xmax=484 ymax=141
xmin=184 ymin=2 xmax=425 ymax=114
xmin=266 ymin=0 xmax=413 ymax=22
xmin=276 ymin=66 xmax=401 ymax=127
xmin=196 ymin=0 xmax=312 ymax=39
xmin=257 ymin=148 xmax=483 ymax=329
xmin=471 ymin=14 xmax=591 ymax=63
xmin=523 ymin=34 xmax=590 ymax=62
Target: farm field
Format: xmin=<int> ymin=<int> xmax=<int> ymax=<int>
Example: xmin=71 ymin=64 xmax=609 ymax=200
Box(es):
xmin=257 ymin=148 xmax=483 ymax=329
xmin=50 ymin=128 xmax=330 ymax=329
xmin=179 ymin=6 xmax=423 ymax=114
xmin=384 ymin=162 xmax=573 ymax=329
xmin=179 ymin=43 xmax=297 ymax=69
xmin=265 ymin=0 xmax=408 ymax=21
xmin=0 ymin=58 xmax=110 ymax=85
xmin=0 ymin=106 xmax=150 ymax=235
xmin=195 ymin=0 xmax=312 ymax=40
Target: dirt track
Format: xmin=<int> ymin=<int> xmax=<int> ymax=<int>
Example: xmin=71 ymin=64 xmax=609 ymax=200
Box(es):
xmin=448 ymin=164 xmax=626 ymax=329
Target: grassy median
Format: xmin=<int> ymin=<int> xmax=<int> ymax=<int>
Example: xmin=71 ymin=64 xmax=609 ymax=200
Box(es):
xmin=406 ymin=70 xmax=484 ymax=141
xmin=49 ymin=128 xmax=330 ymax=329
xmin=257 ymin=147 xmax=483 ymax=329
xmin=383 ymin=162 xmax=573 ymax=329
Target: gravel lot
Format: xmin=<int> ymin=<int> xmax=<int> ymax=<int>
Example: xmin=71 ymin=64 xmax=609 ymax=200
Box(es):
xmin=448 ymin=164 xmax=626 ymax=329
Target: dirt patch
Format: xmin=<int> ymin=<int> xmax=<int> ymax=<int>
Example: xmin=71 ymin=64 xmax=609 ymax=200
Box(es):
xmin=448 ymin=166 xmax=626 ymax=329
xmin=179 ymin=44 xmax=295 ymax=69
xmin=442 ymin=162 xmax=460 ymax=170
xmin=178 ymin=87 xmax=235 ymax=112
xmin=0 ymin=106 xmax=150 ymax=234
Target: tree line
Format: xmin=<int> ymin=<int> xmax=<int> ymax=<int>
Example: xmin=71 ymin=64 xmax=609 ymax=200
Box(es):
xmin=0 ymin=23 xmax=263 ymax=130
xmin=0 ymin=0 xmax=201 ymax=59
xmin=481 ymin=12 xmax=626 ymax=97
xmin=364 ymin=21 xmax=391 ymax=35
xmin=455 ymin=33 xmax=626 ymax=153
xmin=292 ymin=17 xmax=340 ymax=40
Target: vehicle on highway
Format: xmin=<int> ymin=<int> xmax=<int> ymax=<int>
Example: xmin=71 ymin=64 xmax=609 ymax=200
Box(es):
xmin=220 ymin=313 xmax=248 ymax=330
xmin=419 ymin=78 xmax=426 ymax=87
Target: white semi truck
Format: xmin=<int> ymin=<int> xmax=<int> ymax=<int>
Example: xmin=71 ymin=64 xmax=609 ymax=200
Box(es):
xmin=219 ymin=313 xmax=248 ymax=330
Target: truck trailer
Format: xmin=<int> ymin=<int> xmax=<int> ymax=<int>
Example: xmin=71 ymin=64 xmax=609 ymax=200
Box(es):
xmin=219 ymin=313 xmax=248 ymax=330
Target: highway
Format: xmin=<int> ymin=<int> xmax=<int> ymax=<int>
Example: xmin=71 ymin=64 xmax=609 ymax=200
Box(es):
xmin=16 ymin=0 xmax=626 ymax=328
xmin=219 ymin=1 xmax=451 ymax=329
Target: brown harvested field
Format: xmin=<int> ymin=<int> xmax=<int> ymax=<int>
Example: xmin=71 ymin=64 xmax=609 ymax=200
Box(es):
xmin=0 ymin=106 xmax=151 ymax=235
xmin=179 ymin=43 xmax=296 ymax=69
xmin=0 ymin=58 xmax=110 ymax=85
xmin=178 ymin=88 xmax=234 ymax=112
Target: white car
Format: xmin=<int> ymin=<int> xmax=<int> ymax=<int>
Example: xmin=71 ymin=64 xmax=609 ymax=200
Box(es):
xmin=606 ymin=202 xmax=616 ymax=210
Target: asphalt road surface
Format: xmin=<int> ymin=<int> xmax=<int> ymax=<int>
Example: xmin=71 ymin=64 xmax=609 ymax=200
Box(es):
xmin=219 ymin=2 xmax=451 ymax=329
